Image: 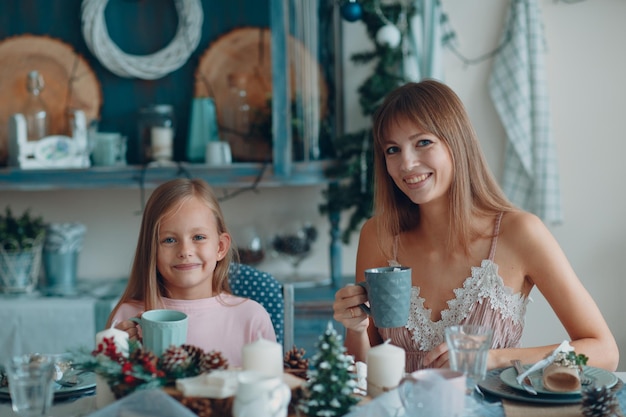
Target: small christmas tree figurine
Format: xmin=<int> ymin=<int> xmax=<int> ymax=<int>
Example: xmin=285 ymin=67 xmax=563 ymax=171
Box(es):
xmin=299 ymin=321 xmax=360 ymax=417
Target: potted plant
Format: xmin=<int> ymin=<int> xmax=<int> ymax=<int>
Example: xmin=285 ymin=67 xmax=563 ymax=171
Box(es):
xmin=0 ymin=207 xmax=46 ymax=293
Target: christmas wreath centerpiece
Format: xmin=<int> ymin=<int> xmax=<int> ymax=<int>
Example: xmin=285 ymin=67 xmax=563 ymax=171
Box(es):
xmin=79 ymin=336 xmax=229 ymax=399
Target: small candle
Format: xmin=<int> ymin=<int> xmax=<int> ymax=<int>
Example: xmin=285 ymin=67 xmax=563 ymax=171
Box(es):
xmin=366 ymin=339 xmax=405 ymax=397
xmin=150 ymin=126 xmax=173 ymax=161
xmin=241 ymin=337 xmax=283 ymax=378
xmin=95 ymin=327 xmax=130 ymax=357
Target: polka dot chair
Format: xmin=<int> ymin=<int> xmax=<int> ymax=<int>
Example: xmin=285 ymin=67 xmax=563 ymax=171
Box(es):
xmin=228 ymin=263 xmax=294 ymax=351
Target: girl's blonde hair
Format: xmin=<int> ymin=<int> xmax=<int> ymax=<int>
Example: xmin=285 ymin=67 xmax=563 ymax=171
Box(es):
xmin=107 ymin=178 xmax=234 ymax=326
xmin=372 ymin=79 xmax=515 ymax=256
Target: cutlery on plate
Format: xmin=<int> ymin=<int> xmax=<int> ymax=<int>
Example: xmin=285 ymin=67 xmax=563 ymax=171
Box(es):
xmin=581 ymin=373 xmax=594 ymax=387
xmin=55 ymin=374 xmax=79 ymax=387
xmin=55 ymin=369 xmax=90 ymax=387
xmin=511 ymin=359 xmax=537 ymax=395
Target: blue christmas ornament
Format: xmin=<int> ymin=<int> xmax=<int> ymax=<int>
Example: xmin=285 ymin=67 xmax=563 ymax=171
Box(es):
xmin=341 ymin=0 xmax=362 ymax=22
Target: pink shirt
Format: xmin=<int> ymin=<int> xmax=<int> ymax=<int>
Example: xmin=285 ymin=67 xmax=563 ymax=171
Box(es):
xmin=112 ymin=293 xmax=276 ymax=367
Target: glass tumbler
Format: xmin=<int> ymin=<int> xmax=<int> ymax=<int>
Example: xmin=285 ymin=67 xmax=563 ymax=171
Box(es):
xmin=445 ymin=325 xmax=493 ymax=394
xmin=5 ymin=354 xmax=56 ymax=417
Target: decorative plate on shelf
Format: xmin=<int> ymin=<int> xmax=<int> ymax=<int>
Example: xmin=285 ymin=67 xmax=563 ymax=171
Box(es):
xmin=0 ymin=34 xmax=102 ymax=165
xmin=193 ymin=27 xmax=328 ymax=162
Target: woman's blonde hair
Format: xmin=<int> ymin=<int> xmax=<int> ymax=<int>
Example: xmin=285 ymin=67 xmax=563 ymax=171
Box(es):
xmin=372 ymin=79 xmax=515 ymax=256
xmin=107 ymin=178 xmax=234 ymax=326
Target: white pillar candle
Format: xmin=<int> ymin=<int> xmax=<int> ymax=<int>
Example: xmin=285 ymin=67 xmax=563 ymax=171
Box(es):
xmin=366 ymin=339 xmax=405 ymax=398
xmin=241 ymin=337 xmax=283 ymax=378
xmin=150 ymin=126 xmax=174 ymax=161
xmin=94 ymin=327 xmax=129 ymax=408
xmin=95 ymin=327 xmax=130 ymax=358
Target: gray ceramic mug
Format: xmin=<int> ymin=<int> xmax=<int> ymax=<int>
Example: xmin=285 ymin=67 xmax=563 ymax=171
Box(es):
xmin=358 ymin=266 xmax=412 ymax=328
xmin=130 ymin=309 xmax=188 ymax=356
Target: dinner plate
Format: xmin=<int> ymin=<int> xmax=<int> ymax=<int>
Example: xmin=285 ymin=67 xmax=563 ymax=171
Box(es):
xmin=500 ymin=365 xmax=618 ymax=396
xmin=478 ymin=367 xmax=623 ymax=405
xmin=0 ymin=370 xmax=96 ymax=401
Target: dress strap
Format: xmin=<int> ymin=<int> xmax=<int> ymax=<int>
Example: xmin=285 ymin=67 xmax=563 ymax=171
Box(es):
xmin=487 ymin=212 xmax=504 ymax=261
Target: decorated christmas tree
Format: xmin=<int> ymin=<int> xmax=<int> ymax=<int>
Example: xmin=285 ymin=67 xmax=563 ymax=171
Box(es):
xmin=320 ymin=0 xmax=412 ymax=244
xmin=299 ymin=321 xmax=360 ymax=417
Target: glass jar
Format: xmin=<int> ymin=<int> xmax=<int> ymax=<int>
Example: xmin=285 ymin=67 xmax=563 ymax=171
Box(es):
xmin=23 ymin=70 xmax=49 ymax=142
xmin=220 ymin=72 xmax=252 ymax=159
xmin=137 ymin=104 xmax=176 ymax=164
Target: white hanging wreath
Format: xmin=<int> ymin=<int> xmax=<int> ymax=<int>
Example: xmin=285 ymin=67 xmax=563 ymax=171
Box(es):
xmin=81 ymin=0 xmax=203 ymax=80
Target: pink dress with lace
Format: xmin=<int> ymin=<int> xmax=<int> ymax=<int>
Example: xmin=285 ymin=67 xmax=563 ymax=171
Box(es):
xmin=379 ymin=213 xmax=530 ymax=372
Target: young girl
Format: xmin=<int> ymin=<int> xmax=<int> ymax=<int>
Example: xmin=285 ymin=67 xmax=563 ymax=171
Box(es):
xmin=333 ymin=80 xmax=618 ymax=372
xmin=107 ymin=178 xmax=276 ymax=366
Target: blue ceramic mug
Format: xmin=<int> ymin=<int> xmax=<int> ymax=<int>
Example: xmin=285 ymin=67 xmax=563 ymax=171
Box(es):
xmin=358 ymin=266 xmax=412 ymax=328
xmin=130 ymin=309 xmax=188 ymax=356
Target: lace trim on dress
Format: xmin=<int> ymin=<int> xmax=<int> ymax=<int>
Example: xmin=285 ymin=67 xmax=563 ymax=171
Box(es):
xmin=404 ymin=259 xmax=528 ymax=351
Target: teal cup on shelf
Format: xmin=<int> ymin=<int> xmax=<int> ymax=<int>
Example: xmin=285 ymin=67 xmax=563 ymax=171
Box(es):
xmin=358 ymin=266 xmax=412 ymax=328
xmin=130 ymin=309 xmax=188 ymax=356
xmin=187 ymin=97 xmax=220 ymax=163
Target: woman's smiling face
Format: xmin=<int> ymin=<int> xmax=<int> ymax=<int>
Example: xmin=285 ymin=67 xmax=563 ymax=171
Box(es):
xmin=382 ymin=117 xmax=453 ymax=207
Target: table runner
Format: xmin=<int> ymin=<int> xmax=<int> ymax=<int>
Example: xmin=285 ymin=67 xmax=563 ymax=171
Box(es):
xmin=503 ymin=400 xmax=581 ymax=417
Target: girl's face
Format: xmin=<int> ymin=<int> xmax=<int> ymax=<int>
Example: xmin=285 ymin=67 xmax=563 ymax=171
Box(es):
xmin=382 ymin=117 xmax=453 ymax=207
xmin=156 ymin=196 xmax=230 ymax=299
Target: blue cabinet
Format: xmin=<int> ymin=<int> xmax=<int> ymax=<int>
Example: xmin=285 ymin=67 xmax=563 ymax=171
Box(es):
xmin=0 ymin=0 xmax=345 ymax=353
xmin=0 ymin=0 xmax=340 ymax=175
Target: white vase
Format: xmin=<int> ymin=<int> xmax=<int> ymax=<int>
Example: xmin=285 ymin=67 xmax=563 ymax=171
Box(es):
xmin=0 ymin=244 xmax=43 ymax=293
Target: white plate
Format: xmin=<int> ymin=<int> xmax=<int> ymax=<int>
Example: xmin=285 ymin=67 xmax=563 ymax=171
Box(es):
xmin=0 ymin=360 xmax=96 ymax=401
xmin=499 ymin=365 xmax=618 ymax=396
xmin=478 ymin=368 xmax=582 ymax=405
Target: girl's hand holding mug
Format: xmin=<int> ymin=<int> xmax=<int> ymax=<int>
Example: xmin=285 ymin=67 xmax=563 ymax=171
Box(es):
xmin=115 ymin=315 xmax=142 ymax=341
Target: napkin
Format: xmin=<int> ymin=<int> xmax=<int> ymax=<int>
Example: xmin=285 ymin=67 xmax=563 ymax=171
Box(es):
xmin=355 ymin=361 xmax=367 ymax=393
xmin=515 ymin=340 xmax=575 ymax=386
xmin=175 ymin=370 xmax=239 ymax=398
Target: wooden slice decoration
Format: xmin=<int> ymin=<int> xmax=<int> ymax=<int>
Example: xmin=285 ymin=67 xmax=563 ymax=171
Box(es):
xmin=194 ymin=27 xmax=328 ymax=162
xmin=0 ymin=34 xmax=102 ymax=165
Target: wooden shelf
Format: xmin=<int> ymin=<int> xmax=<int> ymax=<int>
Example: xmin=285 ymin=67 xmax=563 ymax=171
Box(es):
xmin=0 ymin=160 xmax=335 ymax=191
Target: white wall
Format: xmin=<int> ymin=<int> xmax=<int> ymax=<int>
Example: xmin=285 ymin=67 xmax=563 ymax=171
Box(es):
xmin=4 ymin=0 xmax=625 ymax=368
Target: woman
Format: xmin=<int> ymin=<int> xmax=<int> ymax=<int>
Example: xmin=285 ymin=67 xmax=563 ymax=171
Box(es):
xmin=333 ymin=80 xmax=618 ymax=372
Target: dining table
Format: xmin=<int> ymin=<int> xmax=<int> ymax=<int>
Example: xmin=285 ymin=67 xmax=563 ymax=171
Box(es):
xmin=1 ymin=371 xmax=625 ymax=416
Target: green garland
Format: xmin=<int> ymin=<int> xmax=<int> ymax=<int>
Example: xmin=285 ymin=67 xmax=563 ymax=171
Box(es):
xmin=320 ymin=1 xmax=413 ymax=244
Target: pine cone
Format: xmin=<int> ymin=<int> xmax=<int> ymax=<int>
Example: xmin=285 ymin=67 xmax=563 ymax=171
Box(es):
xmin=199 ymin=350 xmax=229 ymax=373
xmin=284 ymin=346 xmax=309 ymax=379
xmin=160 ymin=346 xmax=192 ymax=375
xmin=581 ymin=385 xmax=623 ymax=417
xmin=181 ymin=344 xmax=205 ymax=367
xmin=180 ymin=397 xmax=213 ymax=417
xmin=130 ymin=347 xmax=159 ymax=372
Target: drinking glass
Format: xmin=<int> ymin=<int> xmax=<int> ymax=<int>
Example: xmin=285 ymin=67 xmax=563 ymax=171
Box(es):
xmin=5 ymin=353 xmax=56 ymax=417
xmin=445 ymin=325 xmax=493 ymax=394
